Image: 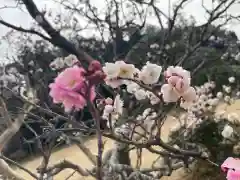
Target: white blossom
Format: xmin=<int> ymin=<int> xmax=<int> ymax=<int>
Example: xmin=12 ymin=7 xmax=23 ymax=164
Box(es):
xmin=136 ymin=115 xmax=143 ymax=121
xmin=50 ymin=58 xmax=65 ymax=70
xmin=103 ymin=62 xmax=120 ymax=79
xmin=224 ymin=95 xmax=231 ymax=103
xmin=209 ymin=35 xmax=215 ymax=41
xmin=126 ymin=82 xmax=140 ymax=93
xmin=150 ymin=43 xmax=159 ymax=49
xmin=139 ymin=61 xmax=162 ymax=84
xmin=216 ymin=92 xmax=223 ymax=99
xmin=236 ymin=91 xmax=240 ymax=97
xmin=228 ymin=76 xmax=235 ymax=83
xmin=115 ymin=61 xmax=136 ymax=79
xmin=104 ymin=105 xmax=114 ymax=114
xmin=208 ymin=98 xmax=219 ymax=106
xmin=113 ymin=94 xmax=123 ymax=115
xmin=223 ymin=85 xmax=231 ymax=93
xmin=65 ymin=54 xmax=78 ymax=67
xmin=221 ymin=125 xmax=233 ymax=138
xmin=235 ymin=52 xmax=240 ymax=61
xmin=135 ymin=89 xmax=147 ymax=100
xmin=142 ymin=108 xmax=151 ymax=118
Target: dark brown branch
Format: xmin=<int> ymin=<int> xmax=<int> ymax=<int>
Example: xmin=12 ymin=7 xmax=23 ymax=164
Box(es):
xmin=21 ymin=0 xmax=94 ymax=66
xmin=0 ymin=20 xmax=51 ymax=41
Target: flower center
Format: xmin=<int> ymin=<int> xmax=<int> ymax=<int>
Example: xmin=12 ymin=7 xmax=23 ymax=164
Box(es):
xmin=69 ymin=79 xmax=76 ymax=87
xmin=120 ymin=69 xmax=128 ymax=75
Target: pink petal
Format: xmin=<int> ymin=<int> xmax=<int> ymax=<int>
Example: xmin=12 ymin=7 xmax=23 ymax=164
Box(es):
xmin=167 ymin=76 xmax=179 ymax=87
xmin=105 ymin=98 xmax=113 ymax=105
xmin=161 ymin=84 xmax=180 ymax=102
xmin=222 ymin=157 xmax=240 ymax=172
xmin=90 ymin=86 xmax=96 ymax=101
xmin=55 ymin=66 xmax=85 ymax=89
xmin=181 ymin=87 xmax=197 ymax=102
xmin=227 ymin=169 xmax=240 ymax=180
xmin=63 ymin=99 xmax=74 ymax=112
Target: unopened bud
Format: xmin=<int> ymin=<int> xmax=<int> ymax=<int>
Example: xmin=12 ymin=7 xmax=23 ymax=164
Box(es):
xmin=88 ymin=60 xmax=102 ymax=73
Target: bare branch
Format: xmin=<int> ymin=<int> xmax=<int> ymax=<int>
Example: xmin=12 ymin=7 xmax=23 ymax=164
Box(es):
xmin=0 ymin=19 xmax=51 ymax=41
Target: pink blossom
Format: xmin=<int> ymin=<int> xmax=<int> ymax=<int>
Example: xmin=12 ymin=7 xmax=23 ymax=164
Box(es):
xmin=161 ymin=84 xmax=179 ymax=102
xmin=161 ymin=66 xmax=196 ymax=103
xmin=227 ymin=169 xmax=240 ymax=180
xmin=164 ymin=66 xmax=191 ymax=92
xmin=49 ymin=65 xmax=96 ymax=112
xmin=105 ymin=98 xmax=113 ymax=105
xmin=221 ymin=157 xmax=240 ymax=180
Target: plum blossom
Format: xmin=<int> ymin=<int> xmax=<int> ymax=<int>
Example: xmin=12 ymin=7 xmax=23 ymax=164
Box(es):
xmin=237 ymin=91 xmax=240 ymax=97
xmin=65 ymin=54 xmax=78 ymax=67
xmin=115 ymin=60 xmax=136 ymax=79
xmin=105 ymin=97 xmax=113 ymax=105
xmin=161 ymin=84 xmax=180 ymax=102
xmin=139 ymin=61 xmax=162 ymax=84
xmin=102 ymin=105 xmax=114 ymax=119
xmin=103 ymin=62 xmax=122 ymax=88
xmin=50 ymin=57 xmax=65 ymax=70
xmin=150 ymin=43 xmax=159 ymax=49
xmin=49 ymin=66 xmax=96 ymax=112
xmin=221 ymin=125 xmax=233 ymax=138
xmin=104 ymin=94 xmax=124 ymax=127
xmin=217 ymin=92 xmax=223 ymax=99
xmin=135 ymin=89 xmax=147 ymax=100
xmin=228 ymin=76 xmax=235 ymax=83
xmin=103 ymin=61 xmax=136 ymax=88
xmin=235 ymin=52 xmax=240 ymax=61
xmin=223 ymin=85 xmax=231 ymax=93
xmin=113 ymin=94 xmax=124 ymax=115
xmin=146 ymin=91 xmax=161 ymax=105
xmin=126 ymin=82 xmax=140 ymax=93
xmin=221 ymin=157 xmax=240 ymax=180
xmin=103 ymin=62 xmax=120 ymax=79
xmin=161 ymin=66 xmax=196 ymax=103
xmin=224 ymin=95 xmax=231 ymax=103
xmin=104 ymin=105 xmax=114 ymax=114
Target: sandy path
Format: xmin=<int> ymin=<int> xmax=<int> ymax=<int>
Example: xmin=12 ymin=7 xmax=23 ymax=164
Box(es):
xmin=15 ymin=100 xmax=240 ymax=180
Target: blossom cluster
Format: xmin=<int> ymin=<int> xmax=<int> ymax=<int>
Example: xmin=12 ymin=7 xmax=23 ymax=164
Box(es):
xmin=176 ymin=76 xmax=240 ymax=139
xmin=50 ymin=55 xmax=78 ymax=70
xmin=103 ymin=61 xmax=197 ymax=103
xmin=49 ymin=60 xmax=105 ymax=112
xmin=167 ymin=75 xmax=240 ymax=180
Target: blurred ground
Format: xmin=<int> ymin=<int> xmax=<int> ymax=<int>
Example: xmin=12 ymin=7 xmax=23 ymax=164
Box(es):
xmin=15 ymin=100 xmax=240 ymax=180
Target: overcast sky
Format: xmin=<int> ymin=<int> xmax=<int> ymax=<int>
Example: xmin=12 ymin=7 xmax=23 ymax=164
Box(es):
xmin=1 ymin=0 xmax=240 ymax=62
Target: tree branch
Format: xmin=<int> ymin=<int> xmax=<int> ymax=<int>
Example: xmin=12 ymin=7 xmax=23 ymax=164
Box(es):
xmin=0 ymin=19 xmax=51 ymax=41
xmin=21 ymin=0 xmax=94 ymax=66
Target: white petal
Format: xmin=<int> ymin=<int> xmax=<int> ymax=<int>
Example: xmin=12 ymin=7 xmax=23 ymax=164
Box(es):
xmin=114 ymin=94 xmax=123 ymax=115
xmin=105 ymin=79 xmax=123 ymax=88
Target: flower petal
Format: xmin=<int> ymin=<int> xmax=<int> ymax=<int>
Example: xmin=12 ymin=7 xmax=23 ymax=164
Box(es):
xmin=161 ymin=84 xmax=179 ymax=102
xmin=182 ymin=87 xmax=197 ymax=102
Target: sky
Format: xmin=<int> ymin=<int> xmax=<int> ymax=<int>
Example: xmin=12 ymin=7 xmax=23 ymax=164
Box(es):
xmin=0 ymin=0 xmax=240 ymax=62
